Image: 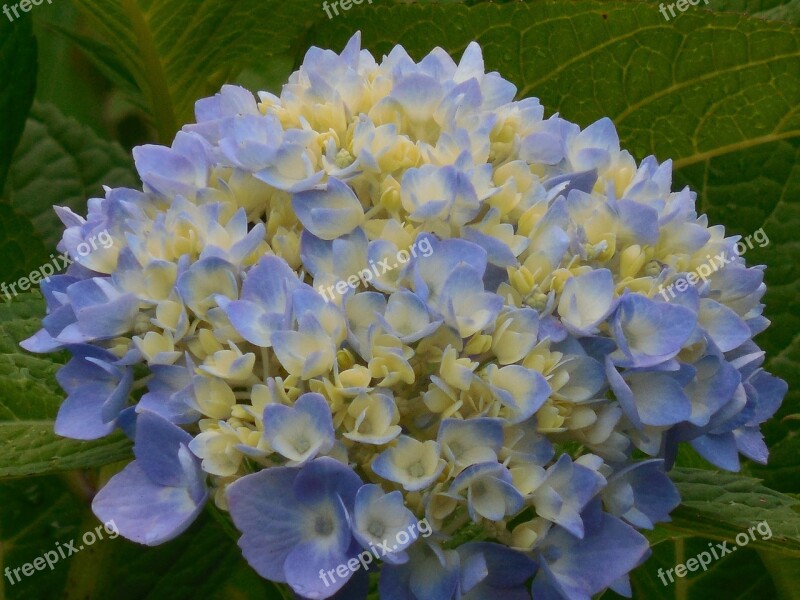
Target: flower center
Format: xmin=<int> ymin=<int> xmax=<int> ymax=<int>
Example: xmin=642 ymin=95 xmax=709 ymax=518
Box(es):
xmin=408 ymin=461 xmax=426 ymax=478
xmin=314 ymin=514 xmax=334 ymax=536
xmin=368 ymin=520 xmax=386 ymax=538
xmin=294 ymin=437 xmax=310 ymax=454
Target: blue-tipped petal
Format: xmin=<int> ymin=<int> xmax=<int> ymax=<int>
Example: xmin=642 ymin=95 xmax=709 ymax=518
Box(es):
xmin=263 ymin=392 xmax=335 ymax=464
xmin=92 ymin=460 xmax=207 ymax=546
xmin=353 ymin=484 xmax=417 ymax=564
xmin=690 ymin=432 xmax=740 ymax=471
xmin=457 ymin=542 xmax=537 ymax=600
xmin=533 ymin=501 xmax=649 ymax=600
xmin=292 ymin=177 xmax=365 ymax=240
xmin=558 ymin=270 xmax=616 ymax=335
xmin=611 ymin=294 xmax=696 ymax=368
xmin=603 ymin=460 xmax=679 ymax=529
xmin=698 ymin=298 xmax=751 ymax=352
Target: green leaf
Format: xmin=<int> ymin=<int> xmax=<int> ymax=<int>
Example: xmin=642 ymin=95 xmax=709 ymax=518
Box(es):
xmin=708 ymin=0 xmax=800 ymax=24
xmin=621 ymin=536 xmax=780 ymax=600
xmin=0 ymin=424 xmax=132 ymax=479
xmin=0 ymin=16 xmax=37 ymax=190
xmin=68 ymin=0 xmax=326 ymax=141
xmin=2 ymin=101 xmax=138 ymax=253
xmin=0 ymin=293 xmax=132 ymax=479
xmin=32 ymin=1 xmax=120 ymax=135
xmin=0 ymin=202 xmax=51 ymax=285
xmin=663 ymin=467 xmax=800 ymax=556
xmin=614 ymin=464 xmax=800 ymax=599
xmin=758 ymin=550 xmax=800 ymax=599
xmin=71 ymin=510 xmax=287 ymax=600
xmin=0 ymin=476 xmax=86 ymax=600
xmin=38 ymin=20 xmax=145 ymax=108
xmin=317 ymin=1 xmax=800 ymax=169
xmin=752 ymin=433 xmax=800 ymax=493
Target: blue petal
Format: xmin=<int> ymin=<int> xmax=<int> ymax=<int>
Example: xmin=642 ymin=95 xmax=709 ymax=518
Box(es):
xmin=283 ymin=520 xmax=357 ymax=598
xmin=746 ymin=371 xmax=786 ymax=425
xmin=263 ymin=393 xmax=335 ymax=464
xmin=533 ymin=502 xmax=649 ymax=600
xmin=698 ymin=298 xmax=751 ymax=352
xmin=54 ymin=348 xmax=133 ymax=440
xmin=614 ymin=200 xmax=660 ymax=246
xmin=462 ymin=227 xmax=519 ymax=268
xmin=176 ymin=257 xmax=238 ymax=317
xmin=292 ymin=177 xmax=364 ymax=240
xmin=137 ymin=363 xmax=199 ymax=425
xmin=380 ymin=542 xmax=460 ymax=600
xmin=603 ymin=460 xmax=679 ymax=529
xmin=557 ymin=270 xmax=616 ymax=335
xmin=734 ymin=427 xmax=768 ymax=464
xmin=134 ymin=411 xmax=196 ymax=488
xmin=458 ymin=542 xmax=536 ymax=599
xmin=92 ymin=460 xmax=206 ymax=546
xmin=685 ymin=356 xmax=741 ymax=427
xmin=353 ymin=485 xmax=417 ymax=563
xmin=227 ymin=467 xmax=307 ymax=582
xmin=293 ymin=457 xmax=363 ymax=507
xmin=412 ymin=236 xmax=487 ymax=302
xmin=690 ymin=432 xmax=740 ymax=471
xmin=440 ymin=264 xmax=504 ymax=337
xmin=611 ymin=294 xmax=696 ymax=368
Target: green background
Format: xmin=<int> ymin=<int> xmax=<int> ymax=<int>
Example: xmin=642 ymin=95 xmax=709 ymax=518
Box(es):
xmin=0 ymin=0 xmax=798 ymax=598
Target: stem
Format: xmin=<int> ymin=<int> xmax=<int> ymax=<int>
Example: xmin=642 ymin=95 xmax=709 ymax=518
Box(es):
xmin=121 ymin=0 xmax=177 ymax=143
xmin=205 ymin=503 xmax=239 ymax=543
xmin=675 ymin=537 xmax=687 ymax=600
xmin=364 ymin=204 xmax=385 ymax=220
xmin=63 ymin=510 xmax=113 ymax=600
xmin=131 ymin=376 xmax=153 ymax=391
xmin=0 ymin=540 xmax=6 ymax=600
xmin=261 ymin=346 xmax=271 ymax=382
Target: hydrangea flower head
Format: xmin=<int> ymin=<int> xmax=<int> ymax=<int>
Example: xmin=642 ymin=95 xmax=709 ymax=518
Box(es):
xmin=23 ymin=33 xmax=787 ymax=600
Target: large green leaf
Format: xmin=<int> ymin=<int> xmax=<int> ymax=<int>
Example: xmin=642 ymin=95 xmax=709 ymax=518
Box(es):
xmin=0 ymin=293 xmax=132 ymax=479
xmin=709 ymin=0 xmax=800 ymax=23
xmin=317 ymin=1 xmax=800 ymax=178
xmin=0 ymin=16 xmax=37 ymax=190
xmin=2 ymin=101 xmax=138 ymax=253
xmin=33 ymin=1 xmax=135 ymax=133
xmin=68 ymin=0 xmax=326 ymax=141
xmin=759 ymin=550 xmax=800 ymax=599
xmin=663 ymin=467 xmax=800 ymax=555
xmin=75 ymin=510 xmax=286 ymax=600
xmin=604 ymin=466 xmax=800 ymax=599
xmin=622 ymin=537 xmax=781 ymax=600
xmin=752 ymin=433 xmax=800 ymax=492
xmin=0 ymin=202 xmax=50 ymax=286
xmin=0 ymin=476 xmax=87 ymax=600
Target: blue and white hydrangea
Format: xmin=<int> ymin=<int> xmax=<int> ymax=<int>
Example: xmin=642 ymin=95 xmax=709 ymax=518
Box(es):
xmin=22 ymin=33 xmax=787 ymax=600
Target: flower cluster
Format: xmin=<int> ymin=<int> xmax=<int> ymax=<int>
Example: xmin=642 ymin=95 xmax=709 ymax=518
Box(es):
xmin=23 ymin=34 xmax=786 ymax=600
